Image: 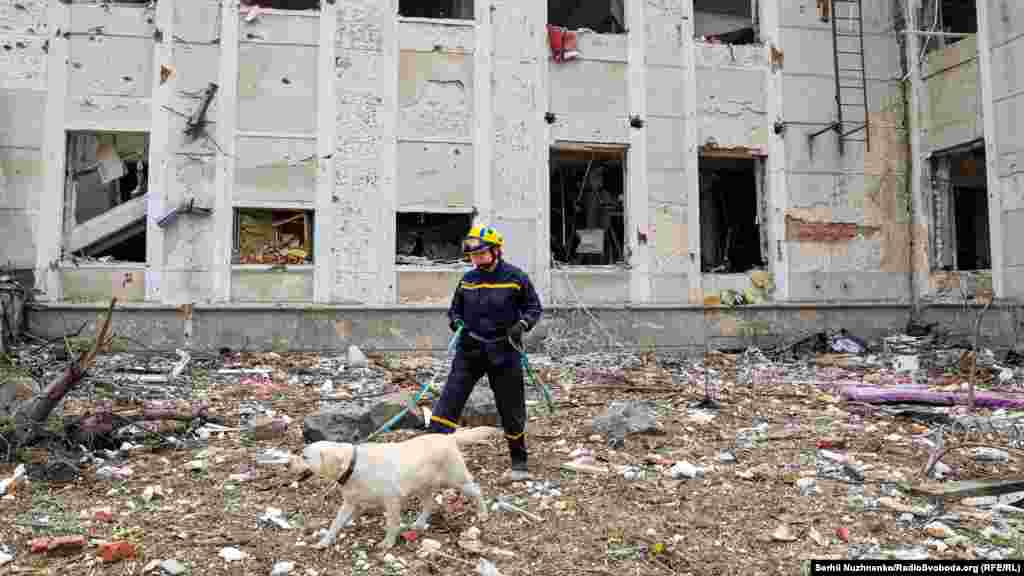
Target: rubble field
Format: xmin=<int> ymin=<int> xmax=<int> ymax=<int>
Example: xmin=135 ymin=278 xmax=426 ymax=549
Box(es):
xmin=1 ymin=326 xmax=1023 ymax=575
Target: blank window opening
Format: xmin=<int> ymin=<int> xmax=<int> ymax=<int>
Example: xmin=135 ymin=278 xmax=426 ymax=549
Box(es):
xmin=234 ymin=208 xmax=314 ymax=265
xmin=694 ymin=0 xmax=757 ymax=45
xmin=239 ymin=0 xmax=320 ymax=9
xmin=931 ymin=146 xmax=989 ymax=271
xmin=65 ymin=131 xmax=149 ymax=263
xmin=700 ymin=156 xmax=765 ymax=273
xmin=920 ymin=0 xmax=976 ymax=53
xmin=396 ymin=212 xmax=474 ymax=266
xmin=550 ymin=146 xmax=626 ymax=266
xmin=399 ymin=0 xmax=473 ymax=20
xmin=548 ymin=0 xmax=625 ymax=34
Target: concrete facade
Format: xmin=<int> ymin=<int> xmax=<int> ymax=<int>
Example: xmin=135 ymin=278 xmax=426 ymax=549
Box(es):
xmin=1 ymin=0 xmax=1022 ymax=350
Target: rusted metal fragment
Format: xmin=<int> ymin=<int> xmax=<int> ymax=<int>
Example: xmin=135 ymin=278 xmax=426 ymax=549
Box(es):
xmin=785 ymin=215 xmax=881 ymax=243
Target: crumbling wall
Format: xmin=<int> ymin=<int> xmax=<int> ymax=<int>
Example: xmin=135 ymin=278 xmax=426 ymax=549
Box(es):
xmin=159 ymin=0 xmax=221 ymax=304
xmin=695 ymin=44 xmax=768 ymax=152
xmin=334 ymin=0 xmax=395 ymax=303
xmin=646 ymin=0 xmax=690 ymax=303
xmin=922 ymin=35 xmax=983 ymax=152
xmin=548 ymin=32 xmax=628 ymax=144
xmin=780 ymin=0 xmax=911 ymax=302
xmin=0 ymin=0 xmax=48 ymax=275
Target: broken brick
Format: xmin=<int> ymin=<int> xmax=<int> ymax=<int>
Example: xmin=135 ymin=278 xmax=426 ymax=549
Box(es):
xmin=30 ymin=535 xmax=87 ymax=554
xmin=98 ymin=541 xmax=136 ymax=563
xmin=784 ymin=215 xmax=880 ymax=243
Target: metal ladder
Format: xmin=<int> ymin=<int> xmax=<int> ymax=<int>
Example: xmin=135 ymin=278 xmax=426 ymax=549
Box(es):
xmin=810 ymin=0 xmax=870 ymax=154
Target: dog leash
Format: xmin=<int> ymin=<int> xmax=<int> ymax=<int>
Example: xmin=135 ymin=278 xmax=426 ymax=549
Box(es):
xmin=364 ymin=378 xmax=432 ymax=442
xmin=508 ymin=337 xmax=556 ymax=415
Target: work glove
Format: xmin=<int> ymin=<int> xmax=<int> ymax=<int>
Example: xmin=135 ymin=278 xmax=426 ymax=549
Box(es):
xmin=508 ymin=320 xmax=527 ymax=345
xmin=450 ymin=318 xmax=465 ymax=333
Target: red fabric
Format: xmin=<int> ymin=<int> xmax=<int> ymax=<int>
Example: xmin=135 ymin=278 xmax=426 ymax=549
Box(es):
xmin=546 ymin=25 xmax=579 ymax=63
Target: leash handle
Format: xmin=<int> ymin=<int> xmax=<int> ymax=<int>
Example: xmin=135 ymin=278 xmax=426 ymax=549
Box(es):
xmin=447 ymin=324 xmax=464 ymax=355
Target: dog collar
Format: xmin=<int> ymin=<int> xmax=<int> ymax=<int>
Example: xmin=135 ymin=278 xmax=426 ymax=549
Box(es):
xmin=336 ymin=445 xmax=357 ymax=486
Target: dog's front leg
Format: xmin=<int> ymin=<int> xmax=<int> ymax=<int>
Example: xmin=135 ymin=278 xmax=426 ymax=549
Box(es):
xmin=315 ymin=502 xmax=357 ymax=549
xmin=376 ymin=502 xmax=403 ymax=550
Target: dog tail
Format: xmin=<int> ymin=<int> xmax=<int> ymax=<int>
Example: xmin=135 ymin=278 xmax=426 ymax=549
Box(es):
xmin=452 ymin=426 xmax=502 ymax=446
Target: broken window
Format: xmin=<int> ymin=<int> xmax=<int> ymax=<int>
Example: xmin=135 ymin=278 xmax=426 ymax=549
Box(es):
xmin=233 ymin=208 xmax=314 ymax=265
xmin=548 ymin=0 xmax=625 ymax=34
xmin=240 ymin=0 xmax=320 ymax=9
xmin=64 ymin=131 xmax=149 ymax=263
xmin=699 ymin=155 xmax=765 ymax=273
xmin=399 ymin=0 xmax=473 ymax=20
xmin=396 ymin=212 xmax=474 ymax=266
xmin=550 ymin=144 xmax=626 ymax=266
xmin=694 ymin=0 xmax=757 ymax=45
xmin=931 ymin=144 xmax=990 ymax=271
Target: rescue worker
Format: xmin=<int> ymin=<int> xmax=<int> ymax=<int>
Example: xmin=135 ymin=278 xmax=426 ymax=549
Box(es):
xmin=428 ymin=225 xmax=543 ymax=481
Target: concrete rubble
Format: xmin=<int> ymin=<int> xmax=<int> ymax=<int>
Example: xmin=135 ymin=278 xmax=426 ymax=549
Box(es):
xmin=0 ymin=320 xmax=1023 ymax=572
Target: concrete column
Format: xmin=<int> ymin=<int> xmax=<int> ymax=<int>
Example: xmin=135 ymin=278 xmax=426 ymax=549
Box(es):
xmin=534 ymin=0 xmax=551 ymax=299
xmin=975 ymin=0 xmax=1005 ymax=298
xmin=211 ymin=0 xmax=240 ymax=303
xmin=146 ymin=0 xmax=174 ymax=302
xmin=627 ymin=0 xmax=650 ymax=302
xmin=682 ymin=0 xmax=701 ymax=303
xmin=903 ymin=0 xmax=929 ymax=305
xmin=473 ymin=0 xmax=493 ymax=224
xmin=762 ymin=0 xmax=788 ymax=299
xmin=314 ymin=0 xmax=338 ymax=303
xmin=35 ymin=1 xmax=71 ymax=302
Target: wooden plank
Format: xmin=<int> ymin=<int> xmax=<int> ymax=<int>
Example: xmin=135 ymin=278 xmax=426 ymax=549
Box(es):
xmin=909 ymin=479 xmax=1024 ymax=501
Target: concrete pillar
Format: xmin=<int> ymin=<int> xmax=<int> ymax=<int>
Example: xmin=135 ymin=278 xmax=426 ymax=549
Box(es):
xmin=627 ymin=0 xmax=650 ymax=303
xmin=210 ymin=0 xmax=240 ymax=303
xmin=473 ymin=0 xmax=493 ymax=224
xmin=682 ymin=0 xmax=701 ymax=303
xmin=975 ymin=0 xmax=1006 ymax=298
xmin=146 ymin=0 xmax=173 ymax=302
xmin=761 ymin=0 xmax=788 ymax=299
xmin=534 ymin=0 xmax=551 ymax=300
xmin=314 ymin=0 xmax=338 ymax=303
xmin=903 ymin=0 xmax=929 ymax=305
xmin=35 ymin=0 xmax=71 ymax=302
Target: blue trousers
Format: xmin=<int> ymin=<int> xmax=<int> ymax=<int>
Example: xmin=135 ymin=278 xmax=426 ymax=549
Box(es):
xmin=428 ymin=338 xmax=527 ymax=465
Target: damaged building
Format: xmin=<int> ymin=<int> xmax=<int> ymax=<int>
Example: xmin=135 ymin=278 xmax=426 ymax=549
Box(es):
xmin=0 ymin=0 xmax=1022 ymax=349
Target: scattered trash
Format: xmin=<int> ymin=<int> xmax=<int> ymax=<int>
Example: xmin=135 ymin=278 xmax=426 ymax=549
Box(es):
xmin=0 ymin=548 xmax=12 ymax=567
xmin=808 ymin=526 xmax=826 ymax=546
xmin=259 ymin=507 xmax=292 ymax=530
xmin=256 ymin=448 xmax=292 ymax=466
xmin=972 ymin=448 xmax=1010 ymax=463
xmin=718 ymin=450 xmax=737 ymax=464
xmin=525 ymin=480 xmax=561 ymax=498
xmin=30 ymin=535 xmax=86 ymax=554
xmin=319 ymin=380 xmax=334 ymax=396
xmin=218 ymin=547 xmax=247 ymax=562
xmin=591 ymin=400 xmax=661 ymax=448
xmin=0 ymin=464 xmax=26 ymax=496
xmin=621 ymin=465 xmax=643 ymax=481
xmin=797 ymin=478 xmax=819 ymax=496
xmin=271 ymin=560 xmax=296 ymax=576
xmin=96 ymin=465 xmax=133 ymax=481
xmin=417 ymin=538 xmax=443 ymax=558
xmin=159 ymin=559 xmax=188 ymax=575
xmin=836 ymin=527 xmax=850 ymax=542
xmin=347 ymin=345 xmax=368 ymax=368
xmin=668 ymin=461 xmax=703 ymax=480
xmin=770 ymin=524 xmax=797 ymax=542
xmin=925 ymin=521 xmax=953 ymax=539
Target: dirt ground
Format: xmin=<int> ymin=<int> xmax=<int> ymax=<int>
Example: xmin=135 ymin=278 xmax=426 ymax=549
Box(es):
xmin=1 ymin=349 xmax=1022 ymax=576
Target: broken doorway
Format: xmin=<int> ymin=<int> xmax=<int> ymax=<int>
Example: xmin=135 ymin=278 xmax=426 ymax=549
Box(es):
xmin=64 ymin=131 xmax=149 ymax=262
xmin=694 ymin=0 xmax=757 ymax=44
xmin=931 ymin=143 xmax=990 ymax=271
xmin=699 ymin=155 xmax=765 ymax=273
xmin=550 ymin=144 xmax=627 ymax=266
xmin=396 ymin=212 xmax=474 ymax=266
xmin=548 ymin=0 xmax=625 ymax=34
xmin=399 ymin=0 xmax=473 ymax=20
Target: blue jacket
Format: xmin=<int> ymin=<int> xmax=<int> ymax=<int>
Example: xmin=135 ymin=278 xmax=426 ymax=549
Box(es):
xmin=448 ymin=260 xmax=543 ymax=342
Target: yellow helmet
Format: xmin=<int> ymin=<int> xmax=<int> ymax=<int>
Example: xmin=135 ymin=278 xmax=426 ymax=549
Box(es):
xmin=463 ymin=224 xmax=504 ymax=254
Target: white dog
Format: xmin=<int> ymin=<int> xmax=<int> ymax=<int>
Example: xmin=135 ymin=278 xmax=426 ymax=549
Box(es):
xmin=290 ymin=426 xmax=501 ymax=550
